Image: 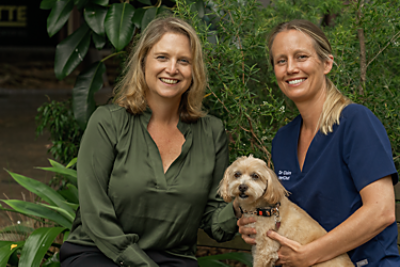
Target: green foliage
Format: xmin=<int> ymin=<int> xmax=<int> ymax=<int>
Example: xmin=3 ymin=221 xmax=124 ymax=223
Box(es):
xmin=198 ymin=252 xmax=253 ymax=267
xmin=176 ymin=0 xmax=400 ymax=172
xmin=36 ymin=98 xmax=82 ymax=164
xmin=0 ymin=159 xmax=77 ymax=266
xmin=40 ymin=0 xmax=205 ymax=130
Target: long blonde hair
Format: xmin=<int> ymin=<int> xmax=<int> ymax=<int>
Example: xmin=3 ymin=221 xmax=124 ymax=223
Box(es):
xmin=113 ymin=17 xmax=206 ymax=123
xmin=268 ymin=20 xmax=352 ymax=134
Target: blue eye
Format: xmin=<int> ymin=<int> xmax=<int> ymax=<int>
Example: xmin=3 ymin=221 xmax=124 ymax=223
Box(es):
xmin=276 ymin=59 xmax=286 ymax=65
xmin=157 ymin=56 xmax=166 ymax=60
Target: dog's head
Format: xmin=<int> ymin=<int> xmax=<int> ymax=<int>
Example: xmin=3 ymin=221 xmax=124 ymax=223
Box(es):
xmin=218 ymin=155 xmax=288 ymax=205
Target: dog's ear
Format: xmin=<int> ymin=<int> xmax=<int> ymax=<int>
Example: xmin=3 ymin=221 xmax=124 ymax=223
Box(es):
xmin=218 ymin=167 xmax=233 ymax=203
xmin=262 ymin=167 xmax=288 ymax=204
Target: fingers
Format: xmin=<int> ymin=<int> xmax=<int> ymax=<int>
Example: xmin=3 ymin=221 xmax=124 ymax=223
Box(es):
xmin=267 ymin=230 xmax=292 ymax=245
xmin=237 ymin=216 xmax=256 ymax=227
xmin=237 ymin=217 xmax=257 ymax=245
xmin=241 ymin=234 xmax=256 ymax=245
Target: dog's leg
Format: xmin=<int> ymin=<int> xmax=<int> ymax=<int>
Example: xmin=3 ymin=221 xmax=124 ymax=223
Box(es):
xmin=253 ymin=226 xmax=280 ymax=267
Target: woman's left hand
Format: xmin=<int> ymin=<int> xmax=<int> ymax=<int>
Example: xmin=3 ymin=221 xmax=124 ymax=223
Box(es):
xmin=267 ymin=230 xmax=313 ymax=267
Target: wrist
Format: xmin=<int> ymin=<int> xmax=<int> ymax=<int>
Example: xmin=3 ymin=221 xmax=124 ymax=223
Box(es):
xmin=302 ymin=242 xmax=319 ymax=266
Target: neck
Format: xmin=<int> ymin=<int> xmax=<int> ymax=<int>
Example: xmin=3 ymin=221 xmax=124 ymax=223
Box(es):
xmin=147 ymin=97 xmax=181 ymax=126
xmin=296 ymin=87 xmax=326 ymax=133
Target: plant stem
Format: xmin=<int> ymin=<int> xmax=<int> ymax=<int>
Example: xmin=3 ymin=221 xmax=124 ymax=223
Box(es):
xmin=101 ymin=51 xmax=127 ymax=63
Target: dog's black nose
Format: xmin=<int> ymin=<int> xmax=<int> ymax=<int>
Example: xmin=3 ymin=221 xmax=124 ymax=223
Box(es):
xmin=239 ymin=184 xmax=248 ymax=192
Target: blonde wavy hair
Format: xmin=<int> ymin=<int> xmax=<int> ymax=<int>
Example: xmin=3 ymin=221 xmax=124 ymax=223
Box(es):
xmin=268 ymin=19 xmax=352 ymax=135
xmin=113 ymin=17 xmax=206 ymax=123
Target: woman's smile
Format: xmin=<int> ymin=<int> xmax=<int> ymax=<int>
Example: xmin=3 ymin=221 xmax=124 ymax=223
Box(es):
xmin=271 ymin=30 xmax=333 ymax=104
xmin=145 ymin=32 xmax=193 ymax=104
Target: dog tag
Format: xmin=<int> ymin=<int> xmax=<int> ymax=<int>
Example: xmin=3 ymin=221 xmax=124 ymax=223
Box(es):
xmin=275 ymin=222 xmax=281 ymax=230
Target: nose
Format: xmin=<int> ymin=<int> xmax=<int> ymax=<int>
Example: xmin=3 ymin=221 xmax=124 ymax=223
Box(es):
xmin=287 ymin=59 xmax=299 ymax=74
xmin=239 ymin=184 xmax=248 ymax=192
xmin=166 ymin=60 xmax=178 ymax=74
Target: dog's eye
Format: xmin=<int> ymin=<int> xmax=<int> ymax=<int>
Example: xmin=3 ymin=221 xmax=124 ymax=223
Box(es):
xmin=234 ymin=172 xmax=241 ymax=178
xmin=251 ymin=173 xmax=259 ymax=180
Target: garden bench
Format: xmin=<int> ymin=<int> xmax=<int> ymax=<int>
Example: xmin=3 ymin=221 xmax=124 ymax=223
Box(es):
xmin=198 ymin=182 xmax=400 ymax=253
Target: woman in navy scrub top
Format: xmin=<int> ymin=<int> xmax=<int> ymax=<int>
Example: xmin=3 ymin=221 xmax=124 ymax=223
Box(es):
xmin=238 ymin=20 xmax=400 ymax=267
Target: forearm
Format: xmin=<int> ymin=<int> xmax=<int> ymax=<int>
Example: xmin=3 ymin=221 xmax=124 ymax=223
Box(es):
xmin=305 ymin=176 xmax=395 ymax=265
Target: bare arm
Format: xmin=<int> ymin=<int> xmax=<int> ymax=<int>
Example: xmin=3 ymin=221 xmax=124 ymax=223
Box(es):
xmin=268 ymin=176 xmax=396 ymax=267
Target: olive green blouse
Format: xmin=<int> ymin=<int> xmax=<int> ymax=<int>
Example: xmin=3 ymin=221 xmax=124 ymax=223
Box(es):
xmin=66 ymin=104 xmax=238 ymax=267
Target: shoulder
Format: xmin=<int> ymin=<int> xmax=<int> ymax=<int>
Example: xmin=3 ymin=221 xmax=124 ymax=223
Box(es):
xmin=87 ymin=103 xmax=132 ymax=133
xmin=196 ymin=114 xmax=225 ymax=132
xmin=340 ymin=103 xmax=384 ymax=131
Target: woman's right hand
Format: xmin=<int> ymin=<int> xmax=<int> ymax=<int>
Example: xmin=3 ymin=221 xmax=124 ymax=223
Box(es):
xmin=237 ymin=216 xmax=257 ymax=245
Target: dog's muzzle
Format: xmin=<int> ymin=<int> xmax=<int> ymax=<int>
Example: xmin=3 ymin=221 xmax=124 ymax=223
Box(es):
xmin=239 ymin=184 xmax=248 ymax=198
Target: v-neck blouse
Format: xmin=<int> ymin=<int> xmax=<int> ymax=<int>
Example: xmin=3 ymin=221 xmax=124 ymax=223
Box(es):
xmin=272 ymin=104 xmax=400 ymax=266
xmin=66 ymin=104 xmax=238 ymax=266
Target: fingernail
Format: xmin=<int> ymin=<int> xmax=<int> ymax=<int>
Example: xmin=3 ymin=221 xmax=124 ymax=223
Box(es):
xmin=267 ymin=230 xmax=272 ymax=236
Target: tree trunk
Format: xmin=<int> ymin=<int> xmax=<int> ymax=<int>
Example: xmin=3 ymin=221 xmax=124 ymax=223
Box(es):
xmin=357 ymin=0 xmax=366 ymax=95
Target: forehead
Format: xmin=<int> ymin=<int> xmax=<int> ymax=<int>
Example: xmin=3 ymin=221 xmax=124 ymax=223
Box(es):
xmin=149 ymin=32 xmax=192 ymax=55
xmin=271 ymin=29 xmax=316 ymax=56
xmin=232 ymin=158 xmax=265 ymax=172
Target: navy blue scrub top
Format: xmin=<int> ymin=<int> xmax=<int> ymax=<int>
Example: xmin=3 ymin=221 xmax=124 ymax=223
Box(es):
xmin=272 ymin=104 xmax=400 ymax=267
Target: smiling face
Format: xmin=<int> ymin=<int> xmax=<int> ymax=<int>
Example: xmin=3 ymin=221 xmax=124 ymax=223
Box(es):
xmin=144 ymin=32 xmax=193 ymax=105
xmin=271 ymin=30 xmax=333 ymax=104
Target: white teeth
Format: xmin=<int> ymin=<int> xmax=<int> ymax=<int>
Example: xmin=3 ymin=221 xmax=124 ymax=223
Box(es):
xmin=288 ymin=79 xmax=305 ymax=85
xmin=160 ymin=78 xmax=178 ymax=84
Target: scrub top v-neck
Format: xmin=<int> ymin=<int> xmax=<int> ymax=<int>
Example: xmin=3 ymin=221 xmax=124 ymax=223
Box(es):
xmin=272 ymin=104 xmax=400 ymax=266
xmin=66 ymin=104 xmax=238 ymax=267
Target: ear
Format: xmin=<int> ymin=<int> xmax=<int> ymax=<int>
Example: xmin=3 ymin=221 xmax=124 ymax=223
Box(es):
xmin=323 ymin=54 xmax=334 ymax=75
xmin=218 ymin=167 xmax=233 ymax=203
xmin=262 ymin=167 xmax=288 ymax=204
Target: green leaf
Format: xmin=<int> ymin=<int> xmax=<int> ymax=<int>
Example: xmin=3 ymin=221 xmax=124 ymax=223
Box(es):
xmin=198 ymin=259 xmax=230 ymax=267
xmin=72 ymin=61 xmax=106 ymax=129
xmin=40 ymin=0 xmax=57 ymax=10
xmin=84 ymin=4 xmax=108 ymax=36
xmin=0 ymin=200 xmax=73 ymax=229
xmin=191 ymin=0 xmax=205 ymax=18
xmin=39 ymin=203 xmax=75 ymax=222
xmin=5 ymin=170 xmax=75 ymax=216
xmin=0 ymin=224 xmax=34 ymax=236
xmin=0 ymin=241 xmax=24 ymax=267
xmin=54 ymin=22 xmax=91 ymax=80
xmin=198 ymin=252 xmax=253 ymax=267
xmin=47 ymin=0 xmax=74 ymax=37
xmin=66 ymin=157 xmax=78 ymax=169
xmin=105 ymin=3 xmax=135 ymax=51
xmin=58 ymin=184 xmax=79 ymax=204
xmin=141 ymin=7 xmax=157 ymax=31
xmin=93 ymin=31 xmax=107 ymax=50
xmin=42 ymin=252 xmax=61 ymax=266
xmin=74 ymin=0 xmax=89 ymax=9
xmin=63 ymin=230 xmax=70 ymax=242
xmin=132 ymin=8 xmax=145 ymax=28
xmin=137 ymin=0 xmax=151 ymax=5
xmin=92 ymin=0 xmax=109 ymax=6
xmin=19 ymin=227 xmax=66 ymax=267
xmin=36 ymin=159 xmax=77 ymax=186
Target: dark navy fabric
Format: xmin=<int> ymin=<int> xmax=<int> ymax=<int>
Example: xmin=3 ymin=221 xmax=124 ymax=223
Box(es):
xmin=271 ymin=104 xmax=400 ymax=267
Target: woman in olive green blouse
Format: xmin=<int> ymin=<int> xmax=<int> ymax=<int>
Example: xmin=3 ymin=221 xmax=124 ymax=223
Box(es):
xmin=59 ymin=17 xmax=240 ymax=267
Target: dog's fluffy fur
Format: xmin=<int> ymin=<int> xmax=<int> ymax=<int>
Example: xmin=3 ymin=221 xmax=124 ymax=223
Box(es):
xmin=218 ymin=155 xmax=354 ymax=267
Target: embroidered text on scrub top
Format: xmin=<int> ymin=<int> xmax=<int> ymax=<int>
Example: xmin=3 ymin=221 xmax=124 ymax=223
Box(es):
xmin=278 ymin=170 xmax=291 ymax=180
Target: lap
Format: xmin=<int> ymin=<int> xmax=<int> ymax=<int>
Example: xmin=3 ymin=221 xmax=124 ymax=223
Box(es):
xmin=60 ymin=242 xmax=198 ymax=267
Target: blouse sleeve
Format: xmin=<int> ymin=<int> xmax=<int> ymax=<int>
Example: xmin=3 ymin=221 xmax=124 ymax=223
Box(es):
xmin=77 ymin=106 xmax=158 ymax=267
xmin=199 ymin=117 xmax=238 ymax=242
xmin=343 ymin=105 xmax=398 ymax=191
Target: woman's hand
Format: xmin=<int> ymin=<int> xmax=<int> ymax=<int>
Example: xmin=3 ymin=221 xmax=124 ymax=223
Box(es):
xmin=267 ymin=230 xmax=313 ymax=267
xmin=237 ymin=216 xmax=257 ymax=245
